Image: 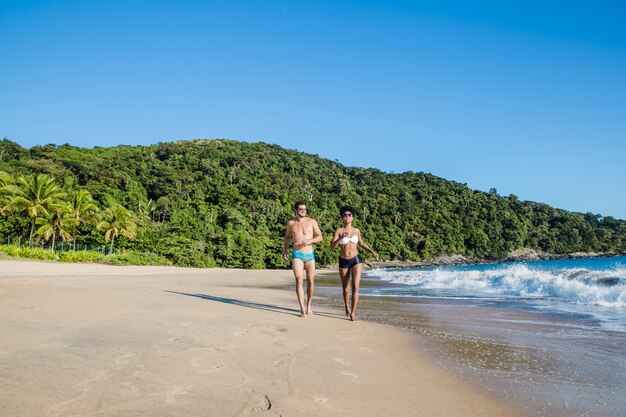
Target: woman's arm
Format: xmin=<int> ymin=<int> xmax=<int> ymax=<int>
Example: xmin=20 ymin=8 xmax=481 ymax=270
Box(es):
xmin=357 ymin=230 xmax=380 ymax=260
xmin=330 ymin=228 xmax=342 ymax=249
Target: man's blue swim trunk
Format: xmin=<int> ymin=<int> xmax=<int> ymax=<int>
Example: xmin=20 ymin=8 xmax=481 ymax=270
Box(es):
xmin=292 ymin=250 xmax=315 ymax=263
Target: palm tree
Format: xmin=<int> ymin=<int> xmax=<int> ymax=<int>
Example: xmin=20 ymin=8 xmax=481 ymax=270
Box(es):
xmin=97 ymin=204 xmax=137 ymax=253
xmin=137 ymin=199 xmax=156 ymax=225
xmin=35 ymin=202 xmax=75 ymax=252
xmin=69 ymin=190 xmax=99 ymax=249
xmin=0 ymin=171 xmax=13 ymax=215
xmin=5 ymin=174 xmax=67 ymax=247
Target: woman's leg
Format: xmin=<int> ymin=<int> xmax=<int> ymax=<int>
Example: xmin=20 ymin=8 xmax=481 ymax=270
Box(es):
xmin=350 ymin=263 xmax=362 ymax=321
xmin=339 ymin=267 xmax=351 ymax=316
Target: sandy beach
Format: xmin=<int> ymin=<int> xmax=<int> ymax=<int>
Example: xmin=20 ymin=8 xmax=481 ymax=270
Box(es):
xmin=0 ymin=260 xmax=517 ymax=417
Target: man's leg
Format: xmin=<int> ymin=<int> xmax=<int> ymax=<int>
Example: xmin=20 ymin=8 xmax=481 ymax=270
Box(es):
xmin=292 ymin=259 xmax=306 ymax=317
xmin=304 ymin=260 xmax=316 ymax=315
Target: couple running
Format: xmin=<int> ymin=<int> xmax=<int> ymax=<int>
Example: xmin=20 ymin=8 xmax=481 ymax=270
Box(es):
xmin=283 ymin=201 xmax=379 ymax=321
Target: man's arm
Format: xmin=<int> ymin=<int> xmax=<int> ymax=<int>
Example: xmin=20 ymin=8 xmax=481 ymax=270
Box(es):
xmin=309 ymin=220 xmax=323 ymax=245
xmin=283 ymin=221 xmax=293 ymax=260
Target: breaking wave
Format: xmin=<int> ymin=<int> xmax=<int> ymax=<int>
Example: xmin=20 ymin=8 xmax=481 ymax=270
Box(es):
xmin=372 ymin=262 xmax=626 ymax=308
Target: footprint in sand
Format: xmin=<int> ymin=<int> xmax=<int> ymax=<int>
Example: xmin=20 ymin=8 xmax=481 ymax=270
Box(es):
xmin=333 ymin=357 xmax=350 ymax=366
xmin=239 ymin=393 xmax=271 ymax=416
xmin=314 ymin=396 xmax=335 ymax=411
xmin=198 ymin=363 xmax=227 ymax=374
xmin=191 ymin=345 xmax=222 ymax=352
xmin=164 ymin=384 xmax=191 ymax=405
xmin=335 ymin=335 xmax=356 ymax=342
xmin=115 ymin=352 xmax=135 ymax=366
xmin=341 ymin=371 xmax=359 ymax=383
xmin=119 ymin=380 xmax=139 ymax=397
xmin=73 ymin=370 xmax=109 ymax=392
xmin=335 ymin=330 xmax=356 ymax=341
xmin=358 ymin=346 xmax=374 ymax=353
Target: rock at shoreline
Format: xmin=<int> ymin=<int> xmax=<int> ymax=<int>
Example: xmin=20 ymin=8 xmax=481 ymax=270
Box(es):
xmin=507 ymin=248 xmax=543 ymax=261
xmin=365 ymin=254 xmax=479 ymax=270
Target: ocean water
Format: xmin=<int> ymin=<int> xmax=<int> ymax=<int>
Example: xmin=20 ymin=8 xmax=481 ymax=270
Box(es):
xmin=345 ymin=257 xmax=626 ymax=416
xmin=366 ymin=256 xmax=626 ymax=332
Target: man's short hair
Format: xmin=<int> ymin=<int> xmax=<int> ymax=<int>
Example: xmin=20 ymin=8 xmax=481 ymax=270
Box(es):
xmin=294 ymin=201 xmax=307 ymax=211
xmin=340 ymin=205 xmax=356 ymax=217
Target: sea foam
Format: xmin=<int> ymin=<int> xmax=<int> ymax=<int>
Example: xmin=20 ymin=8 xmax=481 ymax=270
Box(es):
xmin=372 ymin=263 xmax=626 ymax=308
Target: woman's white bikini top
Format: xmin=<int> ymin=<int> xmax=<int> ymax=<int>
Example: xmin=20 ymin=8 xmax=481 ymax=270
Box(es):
xmin=338 ymin=235 xmax=358 ymax=245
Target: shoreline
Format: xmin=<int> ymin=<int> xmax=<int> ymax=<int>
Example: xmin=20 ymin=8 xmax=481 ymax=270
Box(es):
xmin=356 ymin=249 xmax=626 ymax=270
xmin=315 ymin=266 xmax=626 ymax=417
xmin=0 ymin=260 xmax=517 ymax=417
xmin=4 ymin=248 xmax=626 ymax=272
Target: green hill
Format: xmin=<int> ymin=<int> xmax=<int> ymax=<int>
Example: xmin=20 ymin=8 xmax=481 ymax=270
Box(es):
xmin=1 ymin=138 xmax=625 ymax=268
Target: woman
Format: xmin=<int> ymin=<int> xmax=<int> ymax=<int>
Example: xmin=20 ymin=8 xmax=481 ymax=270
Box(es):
xmin=330 ymin=206 xmax=379 ymax=321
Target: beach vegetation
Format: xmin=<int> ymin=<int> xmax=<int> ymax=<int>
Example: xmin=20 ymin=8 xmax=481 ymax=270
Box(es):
xmin=4 ymin=173 xmax=67 ymax=248
xmin=105 ymin=251 xmax=172 ymax=266
xmin=68 ymin=189 xmax=99 ymax=249
xmin=96 ymin=204 xmax=137 ymax=253
xmin=58 ymin=250 xmax=104 ymax=263
xmin=0 ymin=170 xmax=14 ymax=215
xmin=0 ymin=138 xmax=625 ymax=268
xmin=34 ymin=201 xmax=75 ymax=253
xmin=0 ymin=244 xmax=60 ymax=261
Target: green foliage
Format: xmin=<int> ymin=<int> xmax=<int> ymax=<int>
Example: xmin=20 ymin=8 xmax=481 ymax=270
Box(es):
xmin=96 ymin=204 xmax=137 ymax=252
xmin=1 ymin=138 xmax=625 ymax=268
xmin=0 ymin=244 xmax=169 ymax=265
xmin=105 ymin=251 xmax=171 ymax=266
xmin=0 ymin=244 xmax=60 ymax=261
xmin=58 ymin=250 xmax=105 ymax=263
xmin=4 ymin=173 xmax=67 ymax=247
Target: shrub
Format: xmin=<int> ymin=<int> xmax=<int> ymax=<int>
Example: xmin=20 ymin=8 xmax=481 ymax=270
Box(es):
xmin=59 ymin=251 xmax=105 ymax=263
xmin=105 ymin=251 xmax=172 ymax=266
xmin=0 ymin=245 xmax=59 ymax=261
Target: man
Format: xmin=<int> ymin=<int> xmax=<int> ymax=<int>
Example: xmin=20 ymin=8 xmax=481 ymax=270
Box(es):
xmin=283 ymin=201 xmax=323 ymax=317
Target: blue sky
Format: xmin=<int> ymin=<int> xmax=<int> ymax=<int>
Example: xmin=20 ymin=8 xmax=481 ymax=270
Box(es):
xmin=1 ymin=1 xmax=625 ymax=219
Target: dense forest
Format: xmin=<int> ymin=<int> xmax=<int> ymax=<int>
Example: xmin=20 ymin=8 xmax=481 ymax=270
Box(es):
xmin=1 ymin=138 xmax=625 ymax=268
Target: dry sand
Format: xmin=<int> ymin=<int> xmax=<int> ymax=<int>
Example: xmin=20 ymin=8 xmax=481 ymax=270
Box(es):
xmin=0 ymin=260 xmax=517 ymax=417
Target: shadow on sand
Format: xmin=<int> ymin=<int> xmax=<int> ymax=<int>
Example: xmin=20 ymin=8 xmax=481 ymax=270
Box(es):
xmin=164 ymin=290 xmax=345 ymax=319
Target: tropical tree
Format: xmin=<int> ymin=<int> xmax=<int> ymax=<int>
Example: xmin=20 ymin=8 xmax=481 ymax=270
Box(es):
xmin=0 ymin=171 xmax=13 ymax=215
xmin=137 ymin=199 xmax=156 ymax=225
xmin=35 ymin=202 xmax=75 ymax=252
xmin=68 ymin=190 xmax=99 ymax=249
xmin=97 ymin=204 xmax=137 ymax=253
xmin=5 ymin=174 xmax=67 ymax=247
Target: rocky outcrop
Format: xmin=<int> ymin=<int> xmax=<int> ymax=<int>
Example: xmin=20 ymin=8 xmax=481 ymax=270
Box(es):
xmin=363 ymin=254 xmax=481 ymax=270
xmin=506 ymin=248 xmax=544 ymax=261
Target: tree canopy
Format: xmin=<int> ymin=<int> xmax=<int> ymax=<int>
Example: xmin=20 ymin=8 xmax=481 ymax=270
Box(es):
xmin=1 ymin=138 xmax=624 ymax=268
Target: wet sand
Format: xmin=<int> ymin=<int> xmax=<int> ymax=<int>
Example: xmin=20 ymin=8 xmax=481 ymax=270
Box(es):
xmin=0 ymin=260 xmax=516 ymax=417
xmin=315 ymin=272 xmax=626 ymax=417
